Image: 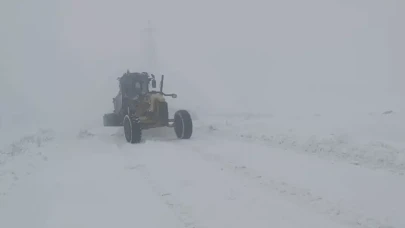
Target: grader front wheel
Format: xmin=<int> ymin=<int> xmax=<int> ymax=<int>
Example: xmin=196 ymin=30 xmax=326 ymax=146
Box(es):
xmin=123 ymin=115 xmax=142 ymax=143
xmin=174 ymin=110 xmax=193 ymax=139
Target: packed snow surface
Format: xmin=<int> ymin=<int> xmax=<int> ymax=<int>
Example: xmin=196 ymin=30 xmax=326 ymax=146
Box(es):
xmin=1 ymin=112 xmax=404 ymax=228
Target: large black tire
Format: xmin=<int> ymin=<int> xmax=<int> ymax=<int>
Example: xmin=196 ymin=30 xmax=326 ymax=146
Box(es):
xmin=174 ymin=110 xmax=193 ymax=139
xmin=123 ymin=115 xmax=142 ymax=143
xmin=103 ymin=113 xmax=121 ymax=126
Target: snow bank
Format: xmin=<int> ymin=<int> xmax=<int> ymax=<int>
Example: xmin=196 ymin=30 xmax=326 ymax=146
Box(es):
xmin=200 ymin=111 xmax=405 ymax=175
xmin=0 ymin=129 xmax=55 ymax=201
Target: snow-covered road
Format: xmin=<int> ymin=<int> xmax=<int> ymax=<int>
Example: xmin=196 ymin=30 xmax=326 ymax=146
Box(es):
xmin=1 ymin=113 xmax=404 ymax=228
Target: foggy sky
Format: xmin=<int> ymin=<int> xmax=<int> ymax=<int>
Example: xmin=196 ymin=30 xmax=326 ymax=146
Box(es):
xmin=1 ymin=0 xmax=404 ymax=129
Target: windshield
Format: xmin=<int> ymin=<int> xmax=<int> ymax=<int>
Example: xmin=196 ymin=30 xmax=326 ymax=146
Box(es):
xmin=121 ymin=79 xmax=149 ymax=98
xmin=132 ymin=80 xmax=149 ymax=95
xmin=141 ymin=81 xmax=149 ymax=93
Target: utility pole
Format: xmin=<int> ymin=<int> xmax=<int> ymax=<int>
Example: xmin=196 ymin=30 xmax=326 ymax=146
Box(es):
xmin=141 ymin=20 xmax=159 ymax=75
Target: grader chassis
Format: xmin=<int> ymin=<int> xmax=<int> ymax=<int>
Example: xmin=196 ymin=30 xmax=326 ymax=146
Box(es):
xmin=103 ymin=71 xmax=193 ymax=143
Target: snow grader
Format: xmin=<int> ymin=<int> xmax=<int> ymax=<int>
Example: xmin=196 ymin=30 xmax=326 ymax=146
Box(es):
xmin=103 ymin=71 xmax=193 ymax=143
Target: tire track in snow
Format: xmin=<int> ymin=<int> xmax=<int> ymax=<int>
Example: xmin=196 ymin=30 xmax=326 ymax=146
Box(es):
xmin=189 ymin=145 xmax=395 ymax=228
xmin=121 ymin=142 xmax=347 ymax=228
xmin=126 ymin=164 xmax=204 ymax=228
xmin=91 ymin=125 xmax=398 ymax=227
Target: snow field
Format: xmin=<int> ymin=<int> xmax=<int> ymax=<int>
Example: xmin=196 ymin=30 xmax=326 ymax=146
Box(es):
xmin=0 ymin=112 xmax=404 ymax=228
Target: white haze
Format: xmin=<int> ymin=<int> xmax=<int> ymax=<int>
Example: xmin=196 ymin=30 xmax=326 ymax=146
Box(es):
xmin=1 ymin=0 xmax=404 ymax=131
